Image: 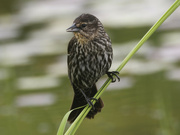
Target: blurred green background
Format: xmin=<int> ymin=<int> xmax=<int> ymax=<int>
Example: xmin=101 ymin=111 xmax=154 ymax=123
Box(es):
xmin=0 ymin=0 xmax=180 ymax=135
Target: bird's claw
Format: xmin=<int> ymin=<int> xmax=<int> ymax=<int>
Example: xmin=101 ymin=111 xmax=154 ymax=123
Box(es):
xmin=86 ymin=97 xmax=98 ymax=110
xmin=107 ymin=71 xmax=120 ymax=82
xmin=79 ymin=89 xmax=98 ymax=110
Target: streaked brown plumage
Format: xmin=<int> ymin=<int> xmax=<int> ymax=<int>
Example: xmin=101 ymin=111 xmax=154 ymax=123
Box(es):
xmin=66 ymin=13 xmax=119 ymax=123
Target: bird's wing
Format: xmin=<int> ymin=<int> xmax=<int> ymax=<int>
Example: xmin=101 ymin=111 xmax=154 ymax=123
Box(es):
xmin=67 ymin=37 xmax=77 ymax=82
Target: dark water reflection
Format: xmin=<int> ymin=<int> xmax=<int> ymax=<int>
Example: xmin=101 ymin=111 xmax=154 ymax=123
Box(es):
xmin=0 ymin=0 xmax=180 ymax=135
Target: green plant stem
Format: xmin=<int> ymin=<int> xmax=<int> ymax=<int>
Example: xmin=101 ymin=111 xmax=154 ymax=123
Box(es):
xmin=65 ymin=0 xmax=180 ymax=134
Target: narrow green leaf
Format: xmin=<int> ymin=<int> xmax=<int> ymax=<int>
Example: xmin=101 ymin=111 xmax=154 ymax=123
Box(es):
xmin=65 ymin=105 xmax=90 ymax=135
xmin=57 ymin=110 xmax=72 ymax=135
xmin=57 ymin=105 xmax=86 ymax=135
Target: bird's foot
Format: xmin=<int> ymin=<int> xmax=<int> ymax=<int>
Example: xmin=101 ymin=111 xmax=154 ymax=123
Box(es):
xmin=85 ymin=97 xmax=98 ymax=110
xmin=79 ymin=89 xmax=98 ymax=110
xmin=107 ymin=71 xmax=120 ymax=83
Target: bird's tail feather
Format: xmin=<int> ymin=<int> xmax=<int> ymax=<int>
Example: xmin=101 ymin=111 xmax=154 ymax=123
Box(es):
xmin=68 ymin=84 xmax=104 ymax=123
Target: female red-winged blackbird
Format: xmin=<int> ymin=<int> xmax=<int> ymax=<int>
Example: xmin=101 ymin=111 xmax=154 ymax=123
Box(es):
xmin=66 ymin=13 xmax=120 ymax=123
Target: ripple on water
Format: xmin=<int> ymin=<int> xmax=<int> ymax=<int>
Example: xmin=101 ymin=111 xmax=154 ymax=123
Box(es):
xmin=15 ymin=93 xmax=56 ymax=107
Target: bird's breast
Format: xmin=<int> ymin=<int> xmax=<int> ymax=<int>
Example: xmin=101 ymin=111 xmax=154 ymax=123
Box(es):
xmin=68 ymin=38 xmax=112 ymax=89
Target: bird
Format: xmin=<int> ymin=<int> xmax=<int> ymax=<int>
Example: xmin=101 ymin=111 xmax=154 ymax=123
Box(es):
xmin=66 ymin=13 xmax=120 ymax=123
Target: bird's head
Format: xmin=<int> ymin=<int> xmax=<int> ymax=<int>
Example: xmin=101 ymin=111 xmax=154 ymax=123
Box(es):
xmin=67 ymin=14 xmax=103 ymax=44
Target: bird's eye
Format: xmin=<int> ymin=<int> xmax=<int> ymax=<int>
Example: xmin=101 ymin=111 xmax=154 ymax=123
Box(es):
xmin=81 ymin=24 xmax=87 ymax=28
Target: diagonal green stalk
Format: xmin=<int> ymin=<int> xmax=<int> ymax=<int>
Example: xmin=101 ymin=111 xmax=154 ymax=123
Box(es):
xmin=64 ymin=0 xmax=180 ymax=134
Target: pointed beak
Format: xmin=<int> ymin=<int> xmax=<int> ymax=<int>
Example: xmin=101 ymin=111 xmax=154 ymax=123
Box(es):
xmin=66 ymin=23 xmax=80 ymax=32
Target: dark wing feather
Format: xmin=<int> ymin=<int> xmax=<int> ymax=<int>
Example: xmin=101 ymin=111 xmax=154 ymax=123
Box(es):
xmin=67 ymin=36 xmax=76 ymax=54
xmin=67 ymin=37 xmax=77 ymax=81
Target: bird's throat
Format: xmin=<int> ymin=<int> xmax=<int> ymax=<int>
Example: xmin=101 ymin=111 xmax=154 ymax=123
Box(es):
xmin=74 ymin=32 xmax=90 ymax=45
